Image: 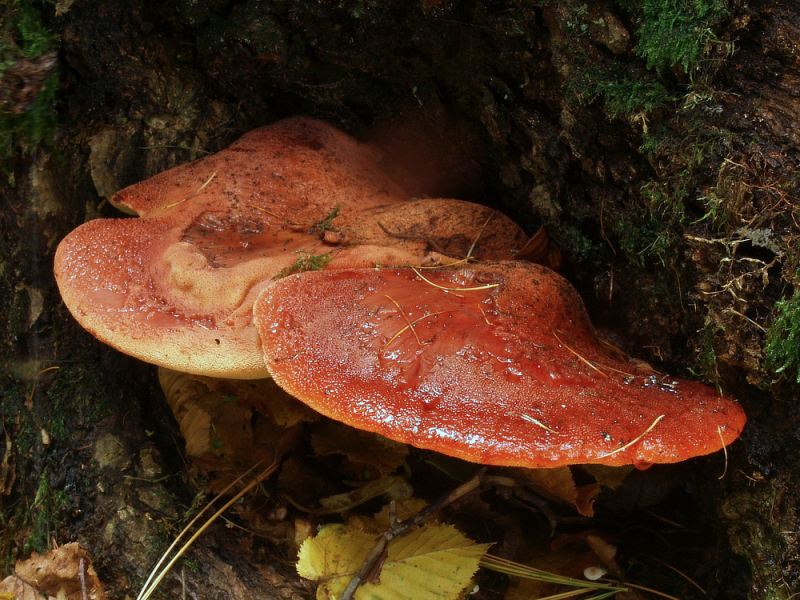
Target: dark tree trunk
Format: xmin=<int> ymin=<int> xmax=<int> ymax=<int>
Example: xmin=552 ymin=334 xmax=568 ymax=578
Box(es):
xmin=2 ymin=0 xmax=798 ymax=598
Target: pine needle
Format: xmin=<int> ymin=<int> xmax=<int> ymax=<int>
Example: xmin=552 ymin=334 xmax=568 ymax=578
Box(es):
xmin=596 ymin=415 xmax=665 ymax=459
xmin=415 ymin=257 xmax=472 ymax=269
xmin=137 ymin=460 xmax=277 ymax=600
xmin=382 ymin=311 xmax=448 ymax=350
xmin=551 ymin=330 xmax=609 ymax=378
xmin=411 ymin=266 xmax=500 ymax=292
xmin=552 ymin=330 xmax=641 ymax=380
xmin=623 ymin=581 xmax=682 ymax=600
xmin=160 ymin=171 xmax=217 ymax=210
xmin=385 ymin=295 xmax=421 ymax=346
xmin=248 ymin=204 xmax=302 ymax=226
xmin=508 ymin=411 xmax=559 ymax=434
xmin=480 ymin=555 xmax=625 ymax=593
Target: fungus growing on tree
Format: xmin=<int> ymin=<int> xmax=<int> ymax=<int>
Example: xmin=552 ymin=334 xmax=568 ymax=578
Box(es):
xmin=54 ymin=117 xmax=411 ymax=378
xmin=254 ymin=262 xmax=746 ymax=468
xmin=54 ymin=117 xmax=528 ymax=378
xmin=323 ymin=198 xmax=528 ymax=260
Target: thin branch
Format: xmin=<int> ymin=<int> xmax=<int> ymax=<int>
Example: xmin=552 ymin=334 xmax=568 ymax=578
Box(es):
xmin=339 ymin=471 xmax=487 ymax=600
xmin=79 ymin=558 xmax=88 ymax=600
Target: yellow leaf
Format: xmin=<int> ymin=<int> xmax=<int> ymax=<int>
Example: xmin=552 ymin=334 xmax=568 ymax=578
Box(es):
xmin=297 ymin=523 xmax=490 ymax=600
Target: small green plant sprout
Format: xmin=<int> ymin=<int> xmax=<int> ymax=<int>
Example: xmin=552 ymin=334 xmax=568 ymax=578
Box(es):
xmin=316 ymin=204 xmax=341 ymax=233
xmin=272 ymin=250 xmax=333 ymax=280
xmin=765 ymin=287 xmax=800 ymax=383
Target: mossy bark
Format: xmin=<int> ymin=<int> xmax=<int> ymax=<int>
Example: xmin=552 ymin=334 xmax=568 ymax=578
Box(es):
xmin=1 ymin=0 xmax=799 ymax=597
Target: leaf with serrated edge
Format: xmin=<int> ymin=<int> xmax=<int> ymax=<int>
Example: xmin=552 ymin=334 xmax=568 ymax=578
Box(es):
xmin=297 ymin=523 xmax=490 ymax=600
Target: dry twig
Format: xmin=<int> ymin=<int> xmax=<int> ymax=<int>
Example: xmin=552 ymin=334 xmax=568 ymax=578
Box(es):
xmin=79 ymin=558 xmax=88 ymax=600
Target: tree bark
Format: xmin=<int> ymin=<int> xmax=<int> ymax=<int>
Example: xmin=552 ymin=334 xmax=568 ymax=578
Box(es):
xmin=2 ymin=0 xmax=798 ymax=597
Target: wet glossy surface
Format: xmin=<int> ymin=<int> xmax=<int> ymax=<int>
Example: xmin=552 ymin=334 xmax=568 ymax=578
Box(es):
xmin=55 ymin=118 xmax=530 ymax=379
xmin=54 ymin=117 xmax=410 ymax=378
xmin=255 ymin=262 xmax=747 ymax=468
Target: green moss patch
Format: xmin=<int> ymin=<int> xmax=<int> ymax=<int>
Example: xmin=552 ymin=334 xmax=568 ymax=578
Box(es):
xmin=0 ymin=0 xmax=59 ymax=161
xmin=765 ymin=287 xmax=800 ymax=383
xmin=620 ymin=0 xmax=729 ymax=73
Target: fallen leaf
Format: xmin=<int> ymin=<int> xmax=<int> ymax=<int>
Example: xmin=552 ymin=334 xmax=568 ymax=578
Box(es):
xmin=290 ymin=475 xmax=413 ymax=514
xmin=159 ymin=368 xmax=312 ymax=469
xmin=580 ymin=464 xmax=635 ymax=490
xmin=297 ymin=523 xmax=490 ymax=600
xmin=511 ymin=467 xmax=600 ymax=517
xmin=312 ymin=420 xmax=409 ymax=478
xmin=10 ymin=543 xmax=106 ymax=600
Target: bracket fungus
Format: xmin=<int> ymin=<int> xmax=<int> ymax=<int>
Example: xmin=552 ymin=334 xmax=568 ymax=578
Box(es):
xmin=54 ymin=117 xmax=526 ymax=378
xmin=55 ymin=116 xmax=745 ymax=469
xmin=254 ymin=262 xmax=746 ymax=468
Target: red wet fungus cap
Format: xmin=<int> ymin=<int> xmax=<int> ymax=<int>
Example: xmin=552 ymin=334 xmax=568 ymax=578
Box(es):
xmin=254 ymin=262 xmax=746 ymax=468
xmin=54 ymin=117 xmax=412 ymax=378
xmin=327 ymin=198 xmax=529 ymax=261
xmin=54 ymin=117 xmax=530 ymax=379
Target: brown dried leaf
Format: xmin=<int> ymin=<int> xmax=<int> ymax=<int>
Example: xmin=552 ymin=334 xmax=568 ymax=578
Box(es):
xmin=311 ymin=420 xmax=409 ymax=478
xmin=580 ymin=464 xmax=635 ymax=490
xmin=10 ymin=543 xmax=106 ymax=600
xmin=511 ymin=467 xmax=600 ymax=517
xmin=0 ymin=576 xmax=39 ymax=600
xmin=159 ymin=368 xmax=312 ymax=470
xmin=575 ymin=483 xmax=602 ymax=517
xmin=295 ymin=475 xmax=413 ymax=514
